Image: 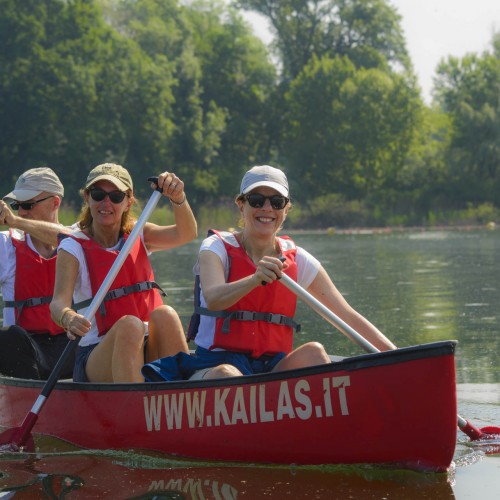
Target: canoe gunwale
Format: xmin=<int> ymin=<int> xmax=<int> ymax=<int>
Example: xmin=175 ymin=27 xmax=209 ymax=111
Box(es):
xmin=0 ymin=340 xmax=456 ymax=392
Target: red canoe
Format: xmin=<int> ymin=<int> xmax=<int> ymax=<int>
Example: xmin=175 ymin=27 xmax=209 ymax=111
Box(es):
xmin=0 ymin=341 xmax=457 ymax=472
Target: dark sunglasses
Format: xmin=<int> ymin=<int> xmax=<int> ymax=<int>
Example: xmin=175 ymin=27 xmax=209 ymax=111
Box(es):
xmin=243 ymin=193 xmax=289 ymax=210
xmin=9 ymin=195 xmax=54 ymax=211
xmin=89 ymin=188 xmax=127 ymax=204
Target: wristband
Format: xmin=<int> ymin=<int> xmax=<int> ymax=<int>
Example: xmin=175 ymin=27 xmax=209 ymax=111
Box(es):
xmin=169 ymin=194 xmax=187 ymax=206
xmin=59 ymin=307 xmax=72 ymax=328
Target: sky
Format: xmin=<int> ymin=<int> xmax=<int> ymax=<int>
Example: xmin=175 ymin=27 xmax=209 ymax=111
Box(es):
xmin=243 ymin=0 xmax=499 ymax=104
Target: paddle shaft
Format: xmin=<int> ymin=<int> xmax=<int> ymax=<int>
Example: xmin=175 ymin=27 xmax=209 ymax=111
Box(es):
xmin=279 ymin=273 xmax=490 ymax=441
xmin=279 ymin=274 xmax=378 ymax=353
xmin=11 ymin=188 xmax=163 ymax=447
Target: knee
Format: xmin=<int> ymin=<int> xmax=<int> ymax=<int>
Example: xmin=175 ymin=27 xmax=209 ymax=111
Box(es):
xmin=113 ymin=315 xmax=145 ymax=341
xmin=149 ymin=305 xmax=180 ymax=324
xmin=300 ymin=342 xmax=330 ymax=363
xmin=205 ymin=364 xmax=242 ymax=379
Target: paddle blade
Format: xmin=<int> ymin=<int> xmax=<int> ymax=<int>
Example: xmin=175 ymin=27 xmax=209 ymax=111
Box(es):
xmin=0 ymin=427 xmax=35 ymax=453
xmin=478 ymin=426 xmax=500 ymax=439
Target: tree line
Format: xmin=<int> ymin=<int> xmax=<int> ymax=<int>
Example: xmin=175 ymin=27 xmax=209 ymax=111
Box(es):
xmin=1 ymin=0 xmax=499 ymax=228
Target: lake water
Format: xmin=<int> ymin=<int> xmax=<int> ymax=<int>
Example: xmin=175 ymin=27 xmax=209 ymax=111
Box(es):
xmin=1 ymin=229 xmax=499 ymax=498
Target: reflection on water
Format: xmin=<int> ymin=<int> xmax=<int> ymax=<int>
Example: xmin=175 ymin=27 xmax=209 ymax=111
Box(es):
xmin=0 ymin=448 xmax=455 ymax=499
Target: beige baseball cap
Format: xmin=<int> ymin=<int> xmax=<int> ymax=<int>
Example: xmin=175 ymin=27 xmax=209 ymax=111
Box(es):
xmin=85 ymin=163 xmax=133 ymax=191
xmin=3 ymin=167 xmax=64 ymax=201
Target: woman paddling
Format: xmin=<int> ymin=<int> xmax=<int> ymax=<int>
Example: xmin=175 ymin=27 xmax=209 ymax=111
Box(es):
xmin=144 ymin=165 xmax=395 ymax=382
xmin=50 ymin=163 xmax=196 ymax=382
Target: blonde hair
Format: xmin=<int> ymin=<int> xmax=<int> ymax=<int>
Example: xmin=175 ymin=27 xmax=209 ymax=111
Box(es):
xmin=77 ymin=187 xmax=137 ymax=234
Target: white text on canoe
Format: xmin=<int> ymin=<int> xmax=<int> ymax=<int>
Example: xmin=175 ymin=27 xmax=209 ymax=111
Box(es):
xmin=143 ymin=376 xmax=351 ymax=431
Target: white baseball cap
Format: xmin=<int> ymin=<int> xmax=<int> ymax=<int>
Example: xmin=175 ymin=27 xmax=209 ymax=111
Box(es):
xmin=240 ymin=165 xmax=289 ymax=197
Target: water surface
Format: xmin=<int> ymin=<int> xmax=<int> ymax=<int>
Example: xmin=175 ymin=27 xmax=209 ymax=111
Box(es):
xmin=1 ymin=228 xmax=499 ymax=498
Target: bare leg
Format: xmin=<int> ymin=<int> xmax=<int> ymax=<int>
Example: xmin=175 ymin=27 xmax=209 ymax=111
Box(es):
xmin=146 ymin=305 xmax=189 ymax=362
xmin=272 ymin=342 xmax=331 ymax=372
xmin=85 ymin=315 xmax=146 ymax=383
xmin=202 ymin=364 xmax=243 ymax=380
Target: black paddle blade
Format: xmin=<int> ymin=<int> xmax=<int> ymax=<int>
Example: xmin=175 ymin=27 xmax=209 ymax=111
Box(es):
xmin=0 ymin=427 xmax=35 ymax=453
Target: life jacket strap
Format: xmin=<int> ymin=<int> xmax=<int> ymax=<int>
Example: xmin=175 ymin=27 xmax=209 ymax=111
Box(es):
xmin=4 ymin=296 xmax=53 ymax=322
xmin=194 ymin=306 xmax=301 ymax=334
xmin=73 ymin=280 xmax=166 ymax=316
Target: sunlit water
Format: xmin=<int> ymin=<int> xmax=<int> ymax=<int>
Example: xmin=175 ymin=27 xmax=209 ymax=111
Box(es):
xmin=1 ymin=229 xmax=499 ymax=498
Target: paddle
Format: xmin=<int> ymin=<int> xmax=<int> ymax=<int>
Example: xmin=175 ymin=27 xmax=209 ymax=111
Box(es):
xmin=0 ymin=180 xmax=163 ymax=453
xmin=279 ymin=273 xmax=500 ymax=442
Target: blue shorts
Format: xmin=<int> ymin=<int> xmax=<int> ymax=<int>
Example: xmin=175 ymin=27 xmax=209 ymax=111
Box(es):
xmin=74 ymin=338 xmax=149 ymax=383
xmin=142 ymin=346 xmax=286 ymax=382
xmin=73 ymin=344 xmax=97 ymax=382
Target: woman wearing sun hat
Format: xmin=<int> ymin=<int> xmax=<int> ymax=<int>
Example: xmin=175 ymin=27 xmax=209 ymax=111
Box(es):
xmin=143 ymin=165 xmax=395 ymax=382
xmin=50 ymin=163 xmax=197 ymax=383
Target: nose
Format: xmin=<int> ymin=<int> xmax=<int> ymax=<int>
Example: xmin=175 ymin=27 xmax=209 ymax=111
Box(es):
xmin=262 ymin=198 xmax=273 ymax=209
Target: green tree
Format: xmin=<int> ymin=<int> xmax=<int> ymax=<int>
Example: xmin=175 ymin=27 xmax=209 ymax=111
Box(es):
xmin=282 ymin=55 xmax=421 ymax=205
xmin=235 ymin=0 xmax=410 ymax=80
xmin=187 ymin=1 xmax=277 ymax=196
xmin=434 ymin=32 xmax=500 ymax=206
xmin=0 ymin=0 xmax=179 ymax=201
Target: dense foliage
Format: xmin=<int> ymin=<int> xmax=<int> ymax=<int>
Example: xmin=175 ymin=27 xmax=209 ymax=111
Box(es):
xmin=0 ymin=0 xmax=499 ymax=227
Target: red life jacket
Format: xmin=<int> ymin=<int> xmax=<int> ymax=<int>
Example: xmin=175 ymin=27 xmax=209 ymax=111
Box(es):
xmin=202 ymin=230 xmax=299 ymax=358
xmin=71 ymin=232 xmax=164 ymax=336
xmin=8 ymin=230 xmax=64 ymax=335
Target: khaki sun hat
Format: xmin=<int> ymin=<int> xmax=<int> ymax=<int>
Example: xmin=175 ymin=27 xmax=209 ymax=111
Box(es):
xmin=85 ymin=163 xmax=133 ymax=192
xmin=3 ymin=167 xmax=64 ymax=202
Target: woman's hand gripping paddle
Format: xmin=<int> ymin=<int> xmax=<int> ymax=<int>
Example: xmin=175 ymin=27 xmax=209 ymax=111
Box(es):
xmin=279 ymin=273 xmax=500 ymax=442
xmin=0 ymin=180 xmax=163 ymax=453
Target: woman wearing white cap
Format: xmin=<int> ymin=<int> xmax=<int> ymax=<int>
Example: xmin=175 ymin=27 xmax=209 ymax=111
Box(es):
xmin=143 ymin=165 xmax=395 ymax=382
xmin=50 ymin=163 xmax=197 ymax=383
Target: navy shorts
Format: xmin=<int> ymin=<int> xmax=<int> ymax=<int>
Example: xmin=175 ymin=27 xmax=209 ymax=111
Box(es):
xmin=142 ymin=346 xmax=286 ymax=382
xmin=73 ymin=344 xmax=98 ymax=382
xmin=74 ymin=338 xmax=149 ymax=382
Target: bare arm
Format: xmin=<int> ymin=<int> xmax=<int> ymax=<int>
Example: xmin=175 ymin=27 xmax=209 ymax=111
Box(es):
xmin=50 ymin=249 xmax=91 ymax=337
xmin=0 ymin=200 xmax=70 ymax=246
xmin=306 ymin=266 xmax=397 ymax=352
xmin=142 ymin=172 xmax=197 ymax=252
xmin=200 ymin=250 xmax=284 ymax=310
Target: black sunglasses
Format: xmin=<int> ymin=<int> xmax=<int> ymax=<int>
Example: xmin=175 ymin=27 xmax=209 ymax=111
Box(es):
xmin=89 ymin=188 xmax=127 ymax=204
xmin=243 ymin=193 xmax=289 ymax=210
xmin=9 ymin=195 xmax=54 ymax=211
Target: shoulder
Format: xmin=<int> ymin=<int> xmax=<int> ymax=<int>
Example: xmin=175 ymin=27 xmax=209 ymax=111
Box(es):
xmin=0 ymin=230 xmax=13 ymax=246
xmin=277 ymin=235 xmax=297 ymax=252
xmin=58 ymin=230 xmax=87 ymax=256
xmin=296 ymin=245 xmax=320 ymax=267
xmin=0 ymin=231 xmax=16 ymax=266
xmin=3 ymin=228 xmax=24 ymax=243
xmin=201 ymin=231 xmax=238 ymax=253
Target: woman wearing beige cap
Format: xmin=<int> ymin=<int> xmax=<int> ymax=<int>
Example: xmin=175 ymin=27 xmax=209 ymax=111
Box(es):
xmin=143 ymin=165 xmax=395 ymax=382
xmin=50 ymin=163 xmax=197 ymax=383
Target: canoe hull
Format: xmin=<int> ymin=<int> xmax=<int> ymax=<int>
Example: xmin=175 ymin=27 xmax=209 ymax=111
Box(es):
xmin=0 ymin=341 xmax=457 ymax=472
